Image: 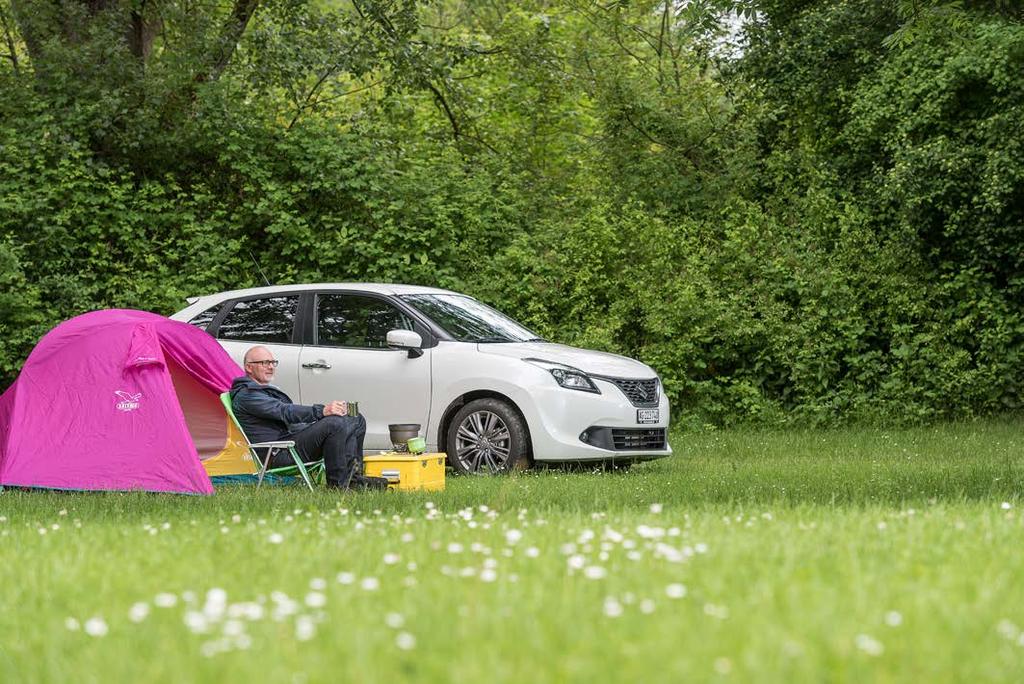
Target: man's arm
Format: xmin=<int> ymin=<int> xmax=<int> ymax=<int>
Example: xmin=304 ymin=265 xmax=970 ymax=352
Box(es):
xmin=234 ymin=387 xmax=324 ymax=425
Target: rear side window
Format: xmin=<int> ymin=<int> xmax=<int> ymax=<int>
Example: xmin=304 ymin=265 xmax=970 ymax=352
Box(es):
xmin=217 ymin=296 xmax=299 ymax=344
xmin=187 ymin=306 xmax=221 ymax=332
xmin=316 ymin=295 xmax=413 ymax=348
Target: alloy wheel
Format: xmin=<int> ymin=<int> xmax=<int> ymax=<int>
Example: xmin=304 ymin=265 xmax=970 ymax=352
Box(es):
xmin=454 ymin=410 xmax=512 ymax=473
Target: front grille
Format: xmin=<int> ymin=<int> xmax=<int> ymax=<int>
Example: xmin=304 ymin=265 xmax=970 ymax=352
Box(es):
xmin=600 ymin=377 xmax=659 ymax=407
xmin=611 ymin=428 xmax=666 ymax=451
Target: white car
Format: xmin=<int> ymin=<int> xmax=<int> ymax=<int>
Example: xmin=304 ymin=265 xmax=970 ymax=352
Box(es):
xmin=171 ymin=284 xmax=671 ymax=473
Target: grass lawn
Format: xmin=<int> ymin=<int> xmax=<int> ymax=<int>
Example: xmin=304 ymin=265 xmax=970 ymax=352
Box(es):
xmin=2 ymin=419 xmax=1023 ymax=683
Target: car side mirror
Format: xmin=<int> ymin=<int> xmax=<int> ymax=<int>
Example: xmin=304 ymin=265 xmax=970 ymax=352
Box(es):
xmin=387 ymin=329 xmax=424 ymax=358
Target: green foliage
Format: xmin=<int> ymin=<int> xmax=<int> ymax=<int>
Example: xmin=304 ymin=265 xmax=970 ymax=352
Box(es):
xmin=845 ymin=18 xmax=1024 ymax=288
xmin=724 ymin=1 xmax=1024 ymax=424
xmin=0 ymin=239 xmax=46 ymax=378
xmin=0 ymin=0 xmax=1021 ymax=426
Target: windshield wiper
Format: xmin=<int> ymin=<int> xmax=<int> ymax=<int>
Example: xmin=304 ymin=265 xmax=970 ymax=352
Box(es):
xmin=473 ymin=336 xmax=547 ymax=343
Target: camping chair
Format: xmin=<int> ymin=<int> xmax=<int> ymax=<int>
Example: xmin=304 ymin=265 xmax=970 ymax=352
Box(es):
xmin=219 ymin=392 xmax=323 ymax=491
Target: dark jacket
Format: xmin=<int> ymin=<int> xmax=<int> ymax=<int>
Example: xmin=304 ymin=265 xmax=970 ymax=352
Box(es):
xmin=229 ymin=376 xmax=324 ymax=443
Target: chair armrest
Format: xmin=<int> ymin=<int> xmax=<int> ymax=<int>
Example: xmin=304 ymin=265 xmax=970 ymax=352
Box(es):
xmin=250 ymin=441 xmax=297 ymax=448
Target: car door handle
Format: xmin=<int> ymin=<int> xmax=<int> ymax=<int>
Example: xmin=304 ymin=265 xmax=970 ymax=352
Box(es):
xmin=301 ymin=362 xmax=332 ymax=370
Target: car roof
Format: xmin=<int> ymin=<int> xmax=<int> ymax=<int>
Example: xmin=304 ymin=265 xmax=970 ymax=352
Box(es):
xmin=187 ymin=283 xmax=463 ymax=304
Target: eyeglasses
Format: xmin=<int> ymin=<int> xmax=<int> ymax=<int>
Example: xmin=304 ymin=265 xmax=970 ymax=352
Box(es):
xmin=247 ymin=360 xmax=279 ymax=368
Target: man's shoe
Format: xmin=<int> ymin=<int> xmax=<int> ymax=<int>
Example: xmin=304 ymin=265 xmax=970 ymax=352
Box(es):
xmin=325 ymin=473 xmax=390 ymax=491
xmin=350 ymin=474 xmax=390 ymax=491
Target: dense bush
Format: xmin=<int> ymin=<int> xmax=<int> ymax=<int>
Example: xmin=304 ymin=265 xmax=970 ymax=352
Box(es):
xmin=469 ymin=191 xmax=1021 ymax=426
xmin=0 ymin=0 xmax=1021 ymax=427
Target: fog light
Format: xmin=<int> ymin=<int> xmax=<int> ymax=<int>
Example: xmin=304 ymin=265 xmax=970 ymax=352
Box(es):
xmin=580 ymin=430 xmax=590 ymax=443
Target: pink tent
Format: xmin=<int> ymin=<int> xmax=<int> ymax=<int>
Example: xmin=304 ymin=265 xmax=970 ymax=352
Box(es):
xmin=0 ymin=309 xmax=247 ymax=494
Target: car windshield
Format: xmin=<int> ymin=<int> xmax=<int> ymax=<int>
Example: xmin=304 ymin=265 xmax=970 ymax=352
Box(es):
xmin=400 ymin=294 xmax=544 ymax=343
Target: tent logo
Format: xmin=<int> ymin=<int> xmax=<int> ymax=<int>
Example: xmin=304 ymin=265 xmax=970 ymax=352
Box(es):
xmin=114 ymin=390 xmax=143 ymax=412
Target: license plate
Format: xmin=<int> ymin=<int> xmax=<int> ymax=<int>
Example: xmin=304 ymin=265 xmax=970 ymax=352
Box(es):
xmin=637 ymin=409 xmax=659 ymax=424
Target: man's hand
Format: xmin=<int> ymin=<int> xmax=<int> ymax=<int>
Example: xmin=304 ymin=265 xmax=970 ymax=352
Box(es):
xmin=323 ymin=400 xmax=348 ymax=417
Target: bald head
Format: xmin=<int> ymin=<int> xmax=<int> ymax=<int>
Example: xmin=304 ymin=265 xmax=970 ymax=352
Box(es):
xmin=243 ymin=346 xmax=277 ymax=384
xmin=243 ymin=346 xmax=271 ymax=365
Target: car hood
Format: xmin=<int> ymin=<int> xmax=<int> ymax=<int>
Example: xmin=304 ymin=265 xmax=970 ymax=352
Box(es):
xmin=477 ymin=342 xmax=657 ymax=378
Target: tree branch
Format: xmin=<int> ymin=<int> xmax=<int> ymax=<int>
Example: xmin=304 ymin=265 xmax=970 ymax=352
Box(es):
xmin=426 ymin=79 xmax=460 ymax=140
xmin=620 ymin=106 xmax=704 ymax=172
xmin=656 ymin=0 xmax=669 ymax=89
xmin=126 ymin=0 xmax=162 ymax=62
xmin=197 ymin=0 xmax=260 ymax=82
xmin=286 ymin=72 xmax=383 ymax=131
xmin=0 ymin=2 xmax=19 ymax=73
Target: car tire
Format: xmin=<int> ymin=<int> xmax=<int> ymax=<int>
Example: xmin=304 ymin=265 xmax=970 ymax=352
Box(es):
xmin=446 ymin=398 xmax=530 ymax=474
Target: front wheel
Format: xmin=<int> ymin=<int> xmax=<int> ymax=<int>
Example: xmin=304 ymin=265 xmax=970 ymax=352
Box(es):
xmin=446 ymin=398 xmax=530 ymax=474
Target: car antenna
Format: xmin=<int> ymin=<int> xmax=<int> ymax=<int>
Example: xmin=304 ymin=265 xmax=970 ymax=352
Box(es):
xmin=249 ymin=250 xmax=272 ymax=286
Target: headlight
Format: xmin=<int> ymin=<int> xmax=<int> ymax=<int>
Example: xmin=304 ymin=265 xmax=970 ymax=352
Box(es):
xmin=523 ymin=358 xmax=601 ymax=394
xmin=550 ymin=368 xmax=600 ymax=392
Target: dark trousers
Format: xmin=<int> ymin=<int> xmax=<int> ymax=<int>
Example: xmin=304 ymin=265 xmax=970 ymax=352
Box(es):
xmin=269 ymin=415 xmax=367 ymax=486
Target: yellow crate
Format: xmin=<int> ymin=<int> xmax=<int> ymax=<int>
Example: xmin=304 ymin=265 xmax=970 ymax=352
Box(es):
xmin=363 ymin=452 xmax=446 ymax=492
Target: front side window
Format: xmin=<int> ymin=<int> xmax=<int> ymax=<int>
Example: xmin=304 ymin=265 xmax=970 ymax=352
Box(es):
xmin=217 ymin=296 xmax=299 ymax=344
xmin=317 ymin=295 xmax=414 ymax=348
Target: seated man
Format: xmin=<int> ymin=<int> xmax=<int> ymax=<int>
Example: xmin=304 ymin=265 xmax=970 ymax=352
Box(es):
xmin=230 ymin=345 xmax=387 ymax=490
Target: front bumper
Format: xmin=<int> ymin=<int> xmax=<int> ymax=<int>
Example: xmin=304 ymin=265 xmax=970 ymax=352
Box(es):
xmin=522 ymin=377 xmax=672 ymax=463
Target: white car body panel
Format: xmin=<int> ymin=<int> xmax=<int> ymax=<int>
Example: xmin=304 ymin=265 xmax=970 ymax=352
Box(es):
xmin=297 ymin=344 xmax=431 ymax=451
xmin=171 ymin=283 xmax=672 ymax=464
